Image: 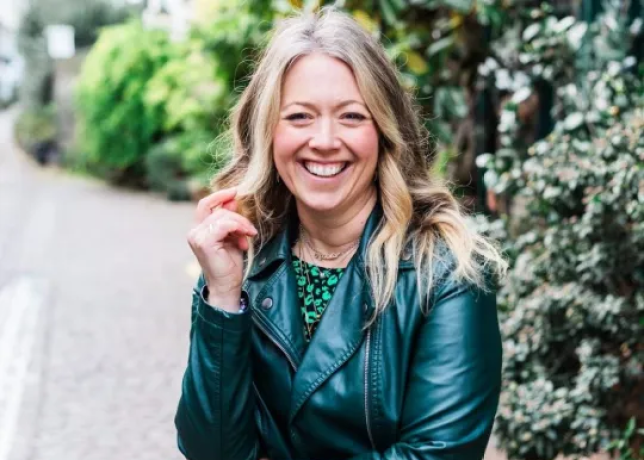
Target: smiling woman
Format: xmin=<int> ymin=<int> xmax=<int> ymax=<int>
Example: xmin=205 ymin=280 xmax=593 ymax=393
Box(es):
xmin=175 ymin=7 xmax=508 ymax=460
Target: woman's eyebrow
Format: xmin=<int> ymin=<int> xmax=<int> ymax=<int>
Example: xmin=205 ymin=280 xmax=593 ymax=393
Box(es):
xmin=282 ymin=100 xmax=368 ymax=110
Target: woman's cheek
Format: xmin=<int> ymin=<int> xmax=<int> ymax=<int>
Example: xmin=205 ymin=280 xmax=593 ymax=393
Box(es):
xmin=344 ymin=125 xmax=379 ymax=159
xmin=274 ymin=124 xmax=306 ymax=159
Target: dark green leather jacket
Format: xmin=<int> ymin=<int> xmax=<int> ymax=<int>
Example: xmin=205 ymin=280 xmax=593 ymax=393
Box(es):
xmin=175 ymin=206 xmax=502 ymax=460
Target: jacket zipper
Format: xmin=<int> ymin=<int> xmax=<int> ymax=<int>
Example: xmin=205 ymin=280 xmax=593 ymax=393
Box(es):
xmin=364 ymin=328 xmax=376 ymax=449
xmin=253 ymin=315 xmax=298 ymax=371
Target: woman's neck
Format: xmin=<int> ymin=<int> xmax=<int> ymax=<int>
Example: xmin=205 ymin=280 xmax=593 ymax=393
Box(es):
xmin=295 ymin=188 xmax=377 ymax=268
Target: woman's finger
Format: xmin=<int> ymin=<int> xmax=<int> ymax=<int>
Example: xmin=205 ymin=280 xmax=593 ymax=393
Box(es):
xmin=236 ymin=235 xmax=249 ymax=251
xmin=195 ymin=187 xmax=237 ymax=223
xmin=205 ymin=208 xmax=257 ymax=235
xmin=203 ymin=220 xmax=251 ymax=244
xmin=222 ymin=199 xmax=238 ymax=212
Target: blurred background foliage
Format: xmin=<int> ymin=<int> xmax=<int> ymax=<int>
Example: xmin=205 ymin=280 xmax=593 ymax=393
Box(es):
xmin=14 ymin=0 xmax=141 ymax=160
xmin=10 ymin=0 xmax=644 ymax=458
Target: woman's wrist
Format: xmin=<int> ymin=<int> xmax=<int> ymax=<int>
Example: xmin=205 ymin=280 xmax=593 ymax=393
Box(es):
xmin=202 ymin=284 xmax=247 ymax=313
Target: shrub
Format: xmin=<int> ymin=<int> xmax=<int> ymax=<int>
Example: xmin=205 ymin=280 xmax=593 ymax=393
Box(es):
xmin=478 ymin=4 xmax=644 ymax=458
xmin=145 ymin=49 xmax=225 ymax=133
xmin=191 ymin=4 xmax=272 ymax=91
xmin=145 ymin=131 xmax=228 ymax=201
xmin=75 ymin=21 xmax=174 ymax=185
xmin=140 ymin=4 xmax=272 ymax=197
xmin=493 ymin=107 xmax=643 ymax=459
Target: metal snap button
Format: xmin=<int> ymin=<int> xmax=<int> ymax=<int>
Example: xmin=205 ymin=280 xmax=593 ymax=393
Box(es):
xmin=261 ymin=297 xmax=273 ymax=310
xmin=402 ymin=251 xmax=412 ymax=261
xmin=259 ymin=257 xmax=267 ymax=266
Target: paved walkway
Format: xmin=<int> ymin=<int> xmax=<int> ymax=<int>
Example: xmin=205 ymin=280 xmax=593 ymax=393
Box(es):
xmin=0 ymin=107 xmax=507 ymax=460
xmin=0 ymin=108 xmax=195 ymax=460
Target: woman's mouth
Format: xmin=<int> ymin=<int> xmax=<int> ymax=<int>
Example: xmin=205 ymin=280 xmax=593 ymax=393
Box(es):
xmin=302 ymin=161 xmax=348 ymax=178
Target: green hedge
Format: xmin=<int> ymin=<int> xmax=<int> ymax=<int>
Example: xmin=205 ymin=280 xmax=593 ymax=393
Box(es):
xmin=74 ymin=4 xmax=272 ymax=193
xmin=75 ymin=21 xmax=173 ymax=184
xmin=478 ymin=3 xmax=644 ymax=458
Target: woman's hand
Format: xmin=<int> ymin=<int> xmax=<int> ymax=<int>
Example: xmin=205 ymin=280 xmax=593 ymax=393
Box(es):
xmin=187 ymin=187 xmax=257 ymax=311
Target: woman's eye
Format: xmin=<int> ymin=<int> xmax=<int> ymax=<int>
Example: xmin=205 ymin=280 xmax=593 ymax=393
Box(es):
xmin=286 ymin=113 xmax=311 ymax=121
xmin=343 ymin=112 xmax=367 ymax=121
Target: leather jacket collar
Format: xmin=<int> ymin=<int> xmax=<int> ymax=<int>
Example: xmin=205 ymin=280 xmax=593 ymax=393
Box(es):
xmin=248 ymin=202 xmax=413 ymax=280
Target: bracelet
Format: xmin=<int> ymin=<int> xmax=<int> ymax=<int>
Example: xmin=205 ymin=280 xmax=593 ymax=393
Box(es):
xmin=239 ymin=296 xmax=248 ymax=313
xmin=203 ymin=285 xmax=248 ymax=313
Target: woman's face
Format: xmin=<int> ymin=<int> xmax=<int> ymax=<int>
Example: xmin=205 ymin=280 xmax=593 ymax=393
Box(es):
xmin=273 ymin=53 xmax=379 ymax=216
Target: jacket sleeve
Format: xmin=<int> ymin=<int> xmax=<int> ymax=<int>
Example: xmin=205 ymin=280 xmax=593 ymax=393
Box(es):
xmin=175 ymin=274 xmax=259 ymax=460
xmin=350 ymin=275 xmax=503 ymax=460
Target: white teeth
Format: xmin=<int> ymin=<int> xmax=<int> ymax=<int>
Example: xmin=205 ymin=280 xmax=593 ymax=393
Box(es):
xmin=303 ymin=162 xmax=346 ymax=177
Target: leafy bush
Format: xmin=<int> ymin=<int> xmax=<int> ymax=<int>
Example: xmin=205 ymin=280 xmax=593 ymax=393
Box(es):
xmin=75 ymin=21 xmax=173 ymax=184
xmin=191 ymin=4 xmax=273 ymax=90
xmin=145 ymin=131 xmax=227 ymax=201
xmin=493 ymin=107 xmax=643 ymax=459
xmin=140 ymin=4 xmax=272 ymax=196
xmin=144 ymin=46 xmax=226 ymax=135
xmin=477 ymin=4 xmax=644 ymax=458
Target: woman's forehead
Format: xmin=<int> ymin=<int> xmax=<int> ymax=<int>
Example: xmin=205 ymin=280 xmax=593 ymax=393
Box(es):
xmin=281 ymin=54 xmax=365 ymax=106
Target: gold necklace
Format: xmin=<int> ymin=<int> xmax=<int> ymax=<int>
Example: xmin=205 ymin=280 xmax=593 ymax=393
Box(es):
xmin=299 ymin=224 xmax=359 ymax=261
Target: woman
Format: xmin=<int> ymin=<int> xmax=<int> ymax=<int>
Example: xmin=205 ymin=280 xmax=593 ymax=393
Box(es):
xmin=176 ymin=8 xmax=506 ymax=460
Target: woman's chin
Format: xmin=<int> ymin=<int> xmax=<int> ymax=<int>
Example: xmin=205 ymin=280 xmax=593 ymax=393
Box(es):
xmin=295 ymin=192 xmax=347 ymax=214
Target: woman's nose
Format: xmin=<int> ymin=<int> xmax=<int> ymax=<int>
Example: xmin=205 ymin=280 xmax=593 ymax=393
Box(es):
xmin=309 ymin=119 xmax=341 ymax=151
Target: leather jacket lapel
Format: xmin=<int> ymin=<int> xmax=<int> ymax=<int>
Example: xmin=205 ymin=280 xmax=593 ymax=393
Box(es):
xmin=288 ymin=206 xmax=382 ymax=423
xmin=248 ymin=203 xmax=384 ymax=424
xmin=288 ymin=255 xmax=371 ymax=423
xmin=249 ymin=214 xmax=307 ymax=368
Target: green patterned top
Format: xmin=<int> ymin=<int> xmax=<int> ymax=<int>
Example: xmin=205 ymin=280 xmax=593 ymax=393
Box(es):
xmin=292 ymin=255 xmax=346 ymax=342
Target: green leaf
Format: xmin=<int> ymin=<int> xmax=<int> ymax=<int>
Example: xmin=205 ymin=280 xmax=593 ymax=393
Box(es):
xmin=352 ymin=9 xmax=380 ymax=32
xmin=405 ymin=50 xmax=429 ymax=74
xmin=427 ymin=36 xmax=454 ymax=56
xmin=378 ymin=0 xmax=397 ymax=26
xmin=563 ymin=112 xmax=584 ymax=131
xmin=439 ymin=0 xmax=473 ymax=12
xmin=523 ymin=23 xmax=541 ymax=42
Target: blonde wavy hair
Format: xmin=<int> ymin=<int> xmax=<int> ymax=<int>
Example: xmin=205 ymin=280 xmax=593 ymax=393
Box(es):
xmin=212 ymin=7 xmax=507 ymax=317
